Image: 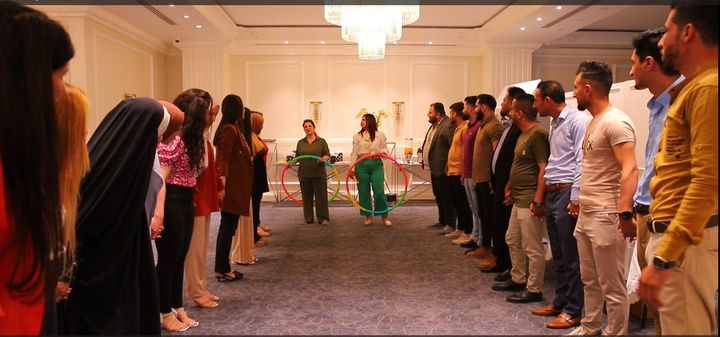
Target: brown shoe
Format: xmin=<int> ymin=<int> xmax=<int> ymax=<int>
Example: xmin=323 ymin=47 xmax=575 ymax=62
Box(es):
xmin=531 ymin=304 xmax=562 ymax=317
xmin=466 ymin=246 xmax=492 ymax=258
xmin=546 ymin=312 xmax=581 ymax=329
xmin=255 ymin=238 xmax=268 ymax=247
xmin=479 ymin=254 xmax=497 ymax=269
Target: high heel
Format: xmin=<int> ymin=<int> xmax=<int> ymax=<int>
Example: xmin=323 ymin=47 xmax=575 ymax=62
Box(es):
xmin=174 ymin=308 xmax=199 ymax=327
xmin=161 ymin=312 xmax=189 ymax=332
xmin=215 ymin=271 xmax=243 ymax=282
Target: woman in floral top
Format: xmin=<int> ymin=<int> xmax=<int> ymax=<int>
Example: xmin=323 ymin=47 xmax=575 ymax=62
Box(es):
xmin=153 ymin=88 xmax=211 ymax=332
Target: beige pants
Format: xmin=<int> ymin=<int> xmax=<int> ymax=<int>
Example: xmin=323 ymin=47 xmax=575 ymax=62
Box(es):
xmin=646 ymin=226 xmax=718 ymax=335
xmin=636 ymin=212 xmax=661 ymax=334
xmin=574 ymin=210 xmax=629 ymax=335
xmin=185 ymin=215 xmax=211 ymax=299
xmin=506 ymin=205 xmax=546 ymax=293
xmin=231 ymin=200 xmax=255 ymax=264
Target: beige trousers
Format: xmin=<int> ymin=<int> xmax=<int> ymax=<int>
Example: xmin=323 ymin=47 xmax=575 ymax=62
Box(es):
xmin=636 ymin=212 xmax=661 ymax=334
xmin=506 ymin=205 xmax=546 ymax=293
xmin=231 ymin=200 xmax=255 ymax=264
xmin=185 ymin=215 xmax=211 ymax=299
xmin=574 ymin=210 xmax=629 ymax=335
xmin=646 ymin=225 xmax=718 ymax=335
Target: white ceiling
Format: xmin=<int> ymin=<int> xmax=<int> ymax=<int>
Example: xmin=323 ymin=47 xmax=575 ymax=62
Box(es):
xmin=38 ymin=4 xmax=672 ymax=55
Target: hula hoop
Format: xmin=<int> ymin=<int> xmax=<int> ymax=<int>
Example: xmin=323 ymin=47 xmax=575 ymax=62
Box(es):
xmin=345 ymin=153 xmax=409 ymax=215
xmin=281 ymin=155 xmax=341 ymax=206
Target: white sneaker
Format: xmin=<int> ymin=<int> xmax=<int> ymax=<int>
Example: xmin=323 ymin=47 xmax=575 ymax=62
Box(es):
xmin=452 ymin=234 xmax=471 ymax=245
xmin=442 ymin=225 xmax=452 ymax=232
xmin=567 ymin=326 xmax=599 ymax=336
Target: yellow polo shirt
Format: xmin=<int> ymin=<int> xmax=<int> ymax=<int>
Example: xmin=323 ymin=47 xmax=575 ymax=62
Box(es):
xmin=649 ymin=62 xmax=718 ymax=262
xmin=446 ymin=121 xmax=467 ymax=176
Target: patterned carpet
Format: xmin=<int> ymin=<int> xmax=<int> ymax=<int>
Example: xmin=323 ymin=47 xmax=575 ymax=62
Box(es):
xmin=171 ymin=205 xmax=654 ymax=335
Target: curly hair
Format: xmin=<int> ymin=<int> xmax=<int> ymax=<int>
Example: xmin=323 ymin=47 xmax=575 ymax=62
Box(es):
xmin=172 ymin=88 xmax=212 ymax=172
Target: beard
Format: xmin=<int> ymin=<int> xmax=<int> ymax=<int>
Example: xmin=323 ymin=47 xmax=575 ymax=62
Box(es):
xmin=576 ymin=100 xmax=588 ymax=111
xmin=661 ymin=47 xmax=680 ymax=75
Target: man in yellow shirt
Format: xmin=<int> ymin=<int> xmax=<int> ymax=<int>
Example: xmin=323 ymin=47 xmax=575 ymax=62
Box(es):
xmin=638 ymin=5 xmax=718 ymax=335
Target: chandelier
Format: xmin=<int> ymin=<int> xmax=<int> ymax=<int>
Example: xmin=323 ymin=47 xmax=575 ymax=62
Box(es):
xmin=324 ymin=4 xmax=420 ymax=60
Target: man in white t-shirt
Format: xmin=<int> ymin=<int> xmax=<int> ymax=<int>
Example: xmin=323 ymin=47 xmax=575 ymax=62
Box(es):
xmin=569 ymin=61 xmax=638 ymax=336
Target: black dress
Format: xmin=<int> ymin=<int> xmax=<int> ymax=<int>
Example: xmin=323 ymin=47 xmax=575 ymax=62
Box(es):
xmin=64 ymin=98 xmax=163 ymax=335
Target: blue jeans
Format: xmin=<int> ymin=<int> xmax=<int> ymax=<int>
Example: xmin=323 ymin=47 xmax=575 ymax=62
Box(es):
xmin=545 ymin=187 xmax=583 ymax=317
xmin=463 ymin=177 xmax=482 ymax=242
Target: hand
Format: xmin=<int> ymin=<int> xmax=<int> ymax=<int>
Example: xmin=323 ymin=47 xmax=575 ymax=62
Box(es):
xmin=150 ymin=215 xmax=164 ymax=240
xmin=567 ymin=202 xmax=579 ymax=218
xmin=319 ymin=155 xmax=330 ymax=163
xmin=638 ymin=265 xmax=672 ymax=308
xmin=530 ymin=203 xmax=546 ymax=219
xmin=617 ymin=217 xmax=637 ymax=239
xmin=55 ymin=281 xmax=71 ymax=302
xmin=503 ymin=190 xmax=513 ymax=206
xmin=218 ymin=188 xmax=225 ymax=202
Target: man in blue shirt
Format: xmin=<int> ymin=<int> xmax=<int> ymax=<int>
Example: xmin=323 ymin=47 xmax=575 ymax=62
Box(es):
xmin=628 ymin=27 xmax=683 ymax=335
xmin=530 ymin=80 xmax=591 ymax=329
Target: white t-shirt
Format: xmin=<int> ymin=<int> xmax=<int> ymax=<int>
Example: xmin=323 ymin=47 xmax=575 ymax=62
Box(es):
xmin=579 ymin=106 xmax=636 ymax=212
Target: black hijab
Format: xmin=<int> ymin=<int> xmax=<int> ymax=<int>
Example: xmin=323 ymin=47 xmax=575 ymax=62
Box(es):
xmin=64 ymin=97 xmax=162 ymax=334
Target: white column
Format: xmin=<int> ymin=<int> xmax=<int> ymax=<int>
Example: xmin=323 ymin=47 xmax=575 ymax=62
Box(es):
xmin=481 ymin=44 xmax=539 ymax=99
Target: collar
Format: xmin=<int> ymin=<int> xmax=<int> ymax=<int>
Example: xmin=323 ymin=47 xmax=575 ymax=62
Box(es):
xmin=648 ymin=75 xmax=685 ymax=111
xmin=670 ymin=62 xmax=718 ymax=102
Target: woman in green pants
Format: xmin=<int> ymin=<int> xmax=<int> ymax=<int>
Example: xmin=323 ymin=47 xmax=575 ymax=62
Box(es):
xmin=295 ymin=119 xmax=331 ymax=225
xmin=349 ymin=114 xmax=391 ymax=226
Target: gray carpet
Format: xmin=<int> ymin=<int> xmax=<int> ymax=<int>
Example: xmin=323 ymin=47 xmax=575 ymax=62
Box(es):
xmin=174 ymin=205 xmax=653 ymax=335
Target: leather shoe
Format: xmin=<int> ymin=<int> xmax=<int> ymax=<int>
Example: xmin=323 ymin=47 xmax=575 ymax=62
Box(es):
xmin=506 ymin=291 xmax=543 ymax=303
xmin=493 ymin=269 xmax=511 ymax=282
xmin=491 ymin=279 xmax=526 ymax=292
xmin=481 ymin=264 xmax=506 ymax=273
xmin=479 ymin=255 xmax=497 ymax=269
xmin=427 ymin=222 xmax=444 ymax=229
xmin=531 ymin=304 xmax=561 ymax=317
xmin=546 ymin=312 xmax=581 ymax=329
xmin=460 ymin=240 xmax=478 ymax=249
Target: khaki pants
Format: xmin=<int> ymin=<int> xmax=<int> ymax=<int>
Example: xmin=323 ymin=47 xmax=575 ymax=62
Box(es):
xmin=185 ymin=215 xmax=211 ymax=299
xmin=646 ymin=226 xmax=718 ymax=335
xmin=574 ymin=210 xmax=629 ymax=335
xmin=231 ymin=200 xmax=256 ymax=264
xmin=636 ymin=212 xmax=661 ymax=334
xmin=506 ymin=205 xmax=546 ymax=293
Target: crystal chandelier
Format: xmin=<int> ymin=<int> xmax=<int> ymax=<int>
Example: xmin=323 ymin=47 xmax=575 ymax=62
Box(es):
xmin=324 ymin=4 xmax=420 ymax=60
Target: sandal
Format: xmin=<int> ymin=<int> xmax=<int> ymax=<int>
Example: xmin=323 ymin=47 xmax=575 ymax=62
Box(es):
xmin=237 ymin=257 xmax=259 ymax=265
xmin=193 ymin=296 xmax=219 ymax=309
xmin=175 ymin=309 xmax=199 ymax=327
xmin=215 ymin=271 xmax=243 ymax=282
xmin=207 ymin=293 xmax=220 ymax=301
xmin=161 ymin=312 xmax=189 ymax=332
xmin=364 ymin=218 xmax=373 ymax=226
xmin=259 ymin=224 xmax=272 ymax=232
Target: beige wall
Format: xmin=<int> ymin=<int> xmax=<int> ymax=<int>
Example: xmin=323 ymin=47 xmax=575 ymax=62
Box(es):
xmin=165 ymin=55 xmax=183 ymax=101
xmin=532 ymin=47 xmax=633 ymax=92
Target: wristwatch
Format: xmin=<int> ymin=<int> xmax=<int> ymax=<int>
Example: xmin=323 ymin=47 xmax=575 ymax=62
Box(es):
xmin=532 ymin=201 xmax=544 ymax=208
xmin=619 ymin=211 xmax=634 ymax=221
xmin=653 ymin=256 xmax=676 ymax=270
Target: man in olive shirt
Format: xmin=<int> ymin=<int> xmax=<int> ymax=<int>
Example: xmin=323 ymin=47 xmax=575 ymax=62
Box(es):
xmin=639 ymin=5 xmax=718 ymax=335
xmin=491 ymin=93 xmax=549 ymax=305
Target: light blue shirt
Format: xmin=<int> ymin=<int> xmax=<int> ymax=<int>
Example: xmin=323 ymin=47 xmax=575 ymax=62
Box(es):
xmin=633 ymin=75 xmax=685 ymax=206
xmin=543 ymin=104 xmax=591 ymax=201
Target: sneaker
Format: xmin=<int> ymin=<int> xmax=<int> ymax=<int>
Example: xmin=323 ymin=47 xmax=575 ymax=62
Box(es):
xmin=441 ymin=225 xmax=453 ymax=232
xmin=567 ymin=326 xmax=600 ymax=336
xmin=427 ymin=222 xmax=444 ymax=229
xmin=451 ymin=234 xmax=471 ymax=245
xmin=460 ymin=239 xmax=478 ymax=249
xmin=444 ymin=230 xmax=462 ymax=239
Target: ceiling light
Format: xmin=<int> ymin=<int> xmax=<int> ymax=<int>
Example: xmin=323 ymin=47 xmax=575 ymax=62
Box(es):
xmin=169 ymin=3 xmax=175 ymax=7
xmin=428 ymin=41 xmax=433 ymax=45
xmin=536 ymin=17 xmax=542 ymax=21
xmin=183 ymin=15 xmax=190 ymax=19
xmin=284 ymin=41 xmax=289 ymax=44
xmin=320 ymin=40 xmax=326 ymax=44
xmin=520 ymin=27 xmax=526 ymax=31
xmin=556 ymin=6 xmax=563 ymax=10
xmin=392 ymin=41 xmax=397 ymax=44
xmin=195 ymin=24 xmax=202 ymax=29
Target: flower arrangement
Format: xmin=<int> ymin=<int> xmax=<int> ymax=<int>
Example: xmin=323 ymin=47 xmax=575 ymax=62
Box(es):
xmin=355 ymin=108 xmax=392 ymax=128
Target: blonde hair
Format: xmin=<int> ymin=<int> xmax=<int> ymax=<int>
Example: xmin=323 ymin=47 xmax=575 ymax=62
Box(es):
xmin=251 ymin=111 xmax=264 ymax=134
xmin=55 ymin=83 xmax=90 ymax=273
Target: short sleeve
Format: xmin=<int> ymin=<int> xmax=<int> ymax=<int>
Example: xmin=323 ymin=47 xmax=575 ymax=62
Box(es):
xmin=530 ymin=130 xmax=550 ymax=164
xmin=157 ymin=136 xmax=183 ymax=168
xmin=607 ymin=113 xmax=636 ymax=146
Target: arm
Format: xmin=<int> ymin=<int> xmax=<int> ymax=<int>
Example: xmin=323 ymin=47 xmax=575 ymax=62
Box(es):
xmin=150 ymin=165 xmax=171 ymax=240
xmin=530 ymin=162 xmax=547 ymax=218
xmin=321 ymin=139 xmax=331 ymax=162
xmin=612 ymin=141 xmax=638 ymax=238
xmin=568 ymin=115 xmax=589 ymax=217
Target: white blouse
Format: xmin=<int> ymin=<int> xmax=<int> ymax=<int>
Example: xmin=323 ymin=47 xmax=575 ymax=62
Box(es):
xmin=351 ymin=130 xmax=389 ymax=161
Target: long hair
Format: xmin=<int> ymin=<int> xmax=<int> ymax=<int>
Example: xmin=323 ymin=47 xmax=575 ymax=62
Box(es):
xmin=214 ymin=94 xmax=244 ymax=146
xmin=55 ymin=83 xmax=89 ymax=276
xmin=359 ymin=113 xmax=377 ymax=142
xmin=0 ymin=2 xmax=73 ymax=299
xmin=242 ymin=107 xmax=253 ymax=154
xmin=173 ymin=88 xmax=211 ymax=172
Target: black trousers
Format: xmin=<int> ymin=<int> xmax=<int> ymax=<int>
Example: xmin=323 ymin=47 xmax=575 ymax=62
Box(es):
xmin=474 ymin=182 xmax=494 ymax=248
xmin=155 ymin=184 xmax=194 ymax=313
xmin=431 ymin=175 xmax=456 ymax=227
xmin=252 ymin=192 xmax=263 ymax=243
xmin=491 ymin=177 xmax=512 ymax=270
xmin=214 ymin=211 xmax=240 ymax=274
xmin=448 ymin=175 xmax=473 ymax=233
xmin=546 ymin=187 xmax=584 ymax=316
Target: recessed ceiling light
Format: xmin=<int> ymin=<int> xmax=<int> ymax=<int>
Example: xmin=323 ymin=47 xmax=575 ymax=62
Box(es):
xmin=520 ymin=27 xmax=526 ymax=31
xmin=183 ymin=15 xmax=190 ymax=19
xmin=169 ymin=3 xmax=175 ymax=7
xmin=320 ymin=40 xmax=325 ymax=44
xmin=428 ymin=41 xmax=433 ymax=45
xmin=392 ymin=41 xmax=397 ymax=44
xmin=284 ymin=41 xmax=289 ymax=44
xmin=556 ymin=5 xmax=563 ymax=10
xmin=195 ymin=24 xmax=203 ymax=29
xmin=536 ymin=17 xmax=542 ymax=21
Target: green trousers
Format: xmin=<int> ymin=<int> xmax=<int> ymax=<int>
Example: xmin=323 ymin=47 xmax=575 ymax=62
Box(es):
xmin=299 ymin=177 xmax=329 ymax=223
xmin=356 ymin=158 xmax=388 ymax=216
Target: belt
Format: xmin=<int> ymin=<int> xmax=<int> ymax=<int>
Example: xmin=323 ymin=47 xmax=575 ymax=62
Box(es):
xmin=545 ymin=183 xmax=572 ymax=193
xmin=647 ymin=214 xmax=718 ymax=233
xmin=633 ymin=203 xmax=650 ymax=215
